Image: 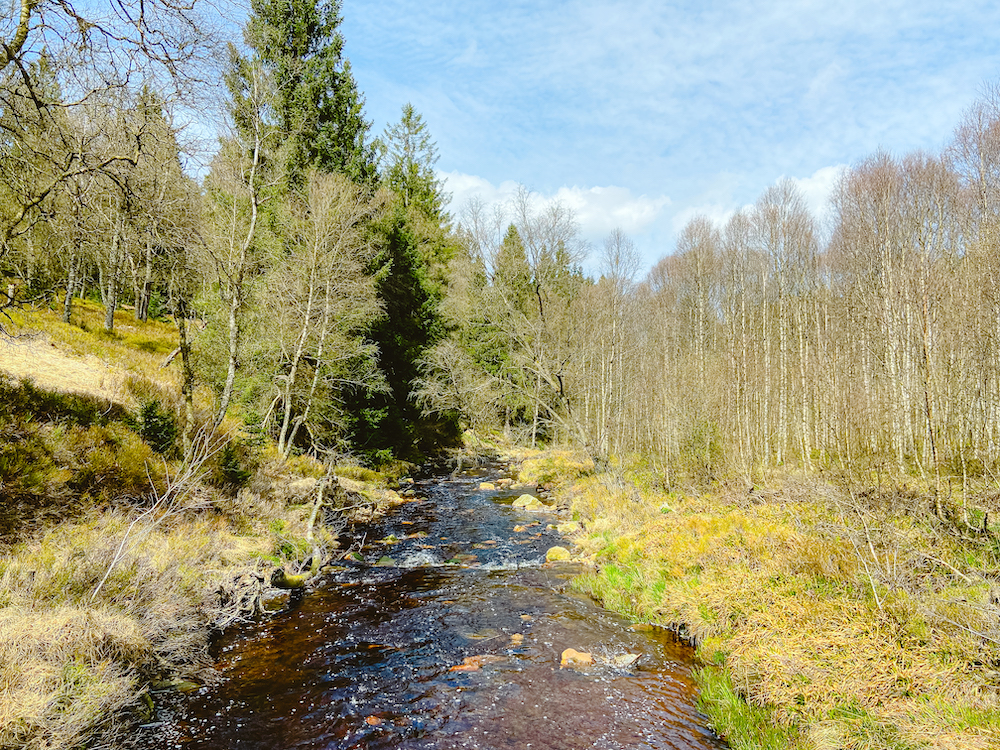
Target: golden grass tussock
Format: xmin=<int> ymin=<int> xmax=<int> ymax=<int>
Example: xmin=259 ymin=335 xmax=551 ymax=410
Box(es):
xmin=0 ymin=606 xmax=146 ymax=750
xmin=559 ymin=458 xmax=1000 ymax=748
xmin=0 ymin=471 xmax=345 ymax=749
xmin=515 ymin=449 xmax=594 ymax=489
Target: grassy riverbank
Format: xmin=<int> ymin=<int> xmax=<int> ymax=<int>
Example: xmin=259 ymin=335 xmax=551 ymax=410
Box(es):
xmin=511 ymin=450 xmax=1000 ymax=749
xmin=0 ymin=305 xmax=409 ymax=749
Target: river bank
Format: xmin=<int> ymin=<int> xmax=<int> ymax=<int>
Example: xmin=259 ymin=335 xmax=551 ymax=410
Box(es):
xmin=0 ymin=447 xmax=414 ymax=750
xmin=0 ymin=304 xmax=421 ymax=749
xmin=515 ymin=450 xmax=1000 ymax=749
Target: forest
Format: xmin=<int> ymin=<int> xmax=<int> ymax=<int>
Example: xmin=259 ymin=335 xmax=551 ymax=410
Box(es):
xmin=5 ymin=1 xmax=1000 ymax=748
xmin=6 ymin=0 xmax=1000 ymax=491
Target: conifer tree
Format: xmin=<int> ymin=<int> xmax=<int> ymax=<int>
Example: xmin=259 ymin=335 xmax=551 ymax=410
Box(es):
xmin=343 ymin=105 xmax=461 ymax=461
xmin=246 ymin=0 xmax=377 ymax=186
xmin=382 ymin=103 xmax=449 ymax=217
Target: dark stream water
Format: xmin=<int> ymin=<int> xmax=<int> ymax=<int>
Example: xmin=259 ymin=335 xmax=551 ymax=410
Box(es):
xmin=137 ymin=464 xmax=725 ymax=750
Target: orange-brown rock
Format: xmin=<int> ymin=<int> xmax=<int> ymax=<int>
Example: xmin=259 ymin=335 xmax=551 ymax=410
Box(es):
xmin=560 ymin=648 xmax=594 ymax=668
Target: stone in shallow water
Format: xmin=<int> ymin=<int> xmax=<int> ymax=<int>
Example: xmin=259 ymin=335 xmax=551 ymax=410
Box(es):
xmin=560 ymin=648 xmax=594 ymax=668
xmin=546 ymin=546 xmax=571 ymax=562
xmin=461 ymin=628 xmax=501 ymax=640
xmin=449 ymin=654 xmax=506 ymax=672
xmin=604 ymin=652 xmax=642 ymax=669
xmin=512 ymin=494 xmax=543 ymax=509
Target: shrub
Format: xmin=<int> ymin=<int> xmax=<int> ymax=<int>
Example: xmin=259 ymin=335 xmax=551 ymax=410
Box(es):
xmin=138 ymin=400 xmax=177 ymax=456
xmin=208 ymin=441 xmax=254 ymax=494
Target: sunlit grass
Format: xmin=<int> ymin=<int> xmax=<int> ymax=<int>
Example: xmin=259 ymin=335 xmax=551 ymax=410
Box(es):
xmin=554 ymin=453 xmax=1000 ymax=749
xmin=0 ymin=300 xmax=404 ymax=748
xmin=13 ymin=297 xmax=174 ymax=354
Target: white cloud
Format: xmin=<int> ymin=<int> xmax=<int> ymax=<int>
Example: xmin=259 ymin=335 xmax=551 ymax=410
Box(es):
xmin=788 ymin=164 xmax=848 ymax=227
xmin=439 ymin=171 xmax=671 ymax=241
xmin=552 ymin=185 xmax=671 ymax=237
xmin=669 ymin=164 xmax=846 ymax=238
xmin=670 ymin=203 xmax=736 ymax=235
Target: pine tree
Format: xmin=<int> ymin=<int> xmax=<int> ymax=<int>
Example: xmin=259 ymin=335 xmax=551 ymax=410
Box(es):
xmin=246 ymin=0 xmax=377 ymax=186
xmin=382 ymin=103 xmax=449 ymax=217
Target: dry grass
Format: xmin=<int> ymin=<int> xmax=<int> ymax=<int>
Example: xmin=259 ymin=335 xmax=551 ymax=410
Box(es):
xmin=0 ymin=298 xmax=397 ymax=749
xmin=4 ymin=302 xmax=180 ymax=400
xmin=0 ymin=472 xmax=349 ymax=750
xmin=0 ymin=606 xmax=147 ymax=750
xmin=553 ymin=455 xmax=1000 ymax=749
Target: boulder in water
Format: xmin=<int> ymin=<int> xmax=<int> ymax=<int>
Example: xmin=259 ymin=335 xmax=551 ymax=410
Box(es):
xmin=271 ymin=568 xmax=308 ymax=589
xmin=546 ymin=546 xmax=571 ymax=562
xmin=560 ymin=648 xmax=594 ymax=668
xmin=513 ymin=494 xmax=545 ymax=510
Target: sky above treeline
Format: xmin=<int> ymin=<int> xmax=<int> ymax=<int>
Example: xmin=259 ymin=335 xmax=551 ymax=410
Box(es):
xmin=341 ymin=0 xmax=1000 ymax=272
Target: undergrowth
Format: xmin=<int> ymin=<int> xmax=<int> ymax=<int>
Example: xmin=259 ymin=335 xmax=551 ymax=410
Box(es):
xmin=522 ymin=450 xmax=1000 ymax=750
xmin=0 ymin=306 xmax=394 ymax=750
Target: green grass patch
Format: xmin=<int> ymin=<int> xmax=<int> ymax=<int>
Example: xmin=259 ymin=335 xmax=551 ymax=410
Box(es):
xmin=694 ymin=666 xmax=799 ymax=750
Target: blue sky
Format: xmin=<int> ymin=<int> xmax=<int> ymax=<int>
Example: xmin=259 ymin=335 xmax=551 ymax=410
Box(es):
xmin=341 ymin=0 xmax=1000 ymax=271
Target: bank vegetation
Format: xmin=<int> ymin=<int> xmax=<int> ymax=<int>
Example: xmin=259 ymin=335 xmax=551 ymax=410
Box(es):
xmin=5 ymin=1 xmax=1000 ymax=748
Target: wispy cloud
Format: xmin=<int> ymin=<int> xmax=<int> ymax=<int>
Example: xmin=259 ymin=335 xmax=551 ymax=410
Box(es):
xmin=341 ymin=0 xmax=1000 ymax=269
xmin=440 ymin=171 xmax=671 ymax=245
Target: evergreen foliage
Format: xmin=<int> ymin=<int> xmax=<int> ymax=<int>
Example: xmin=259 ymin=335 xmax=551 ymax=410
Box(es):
xmin=381 ymin=103 xmax=449 ymax=217
xmin=344 ymin=203 xmax=460 ymax=462
xmin=245 ymin=0 xmax=377 ymax=185
xmin=138 ymin=400 xmax=178 ymax=456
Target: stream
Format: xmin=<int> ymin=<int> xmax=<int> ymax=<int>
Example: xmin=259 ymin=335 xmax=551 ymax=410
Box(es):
xmin=137 ymin=462 xmax=726 ymax=749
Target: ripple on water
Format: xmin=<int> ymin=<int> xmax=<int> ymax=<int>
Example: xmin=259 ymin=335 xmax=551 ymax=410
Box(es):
xmin=133 ymin=466 xmax=726 ymax=750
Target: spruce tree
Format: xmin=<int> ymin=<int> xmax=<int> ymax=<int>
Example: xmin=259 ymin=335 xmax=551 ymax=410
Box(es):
xmin=383 ymin=103 xmax=449 ymax=217
xmin=246 ymin=0 xmax=377 ymax=186
xmin=344 ymin=105 xmax=461 ymax=462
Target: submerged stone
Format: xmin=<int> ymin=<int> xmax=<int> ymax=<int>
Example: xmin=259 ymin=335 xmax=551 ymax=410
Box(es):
xmin=546 ymin=546 xmax=571 ymax=562
xmin=604 ymin=652 xmax=642 ymax=669
xmin=560 ymin=648 xmax=594 ymax=668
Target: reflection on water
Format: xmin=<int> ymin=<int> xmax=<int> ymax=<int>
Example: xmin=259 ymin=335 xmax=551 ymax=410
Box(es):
xmin=137 ymin=466 xmax=726 ymax=750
